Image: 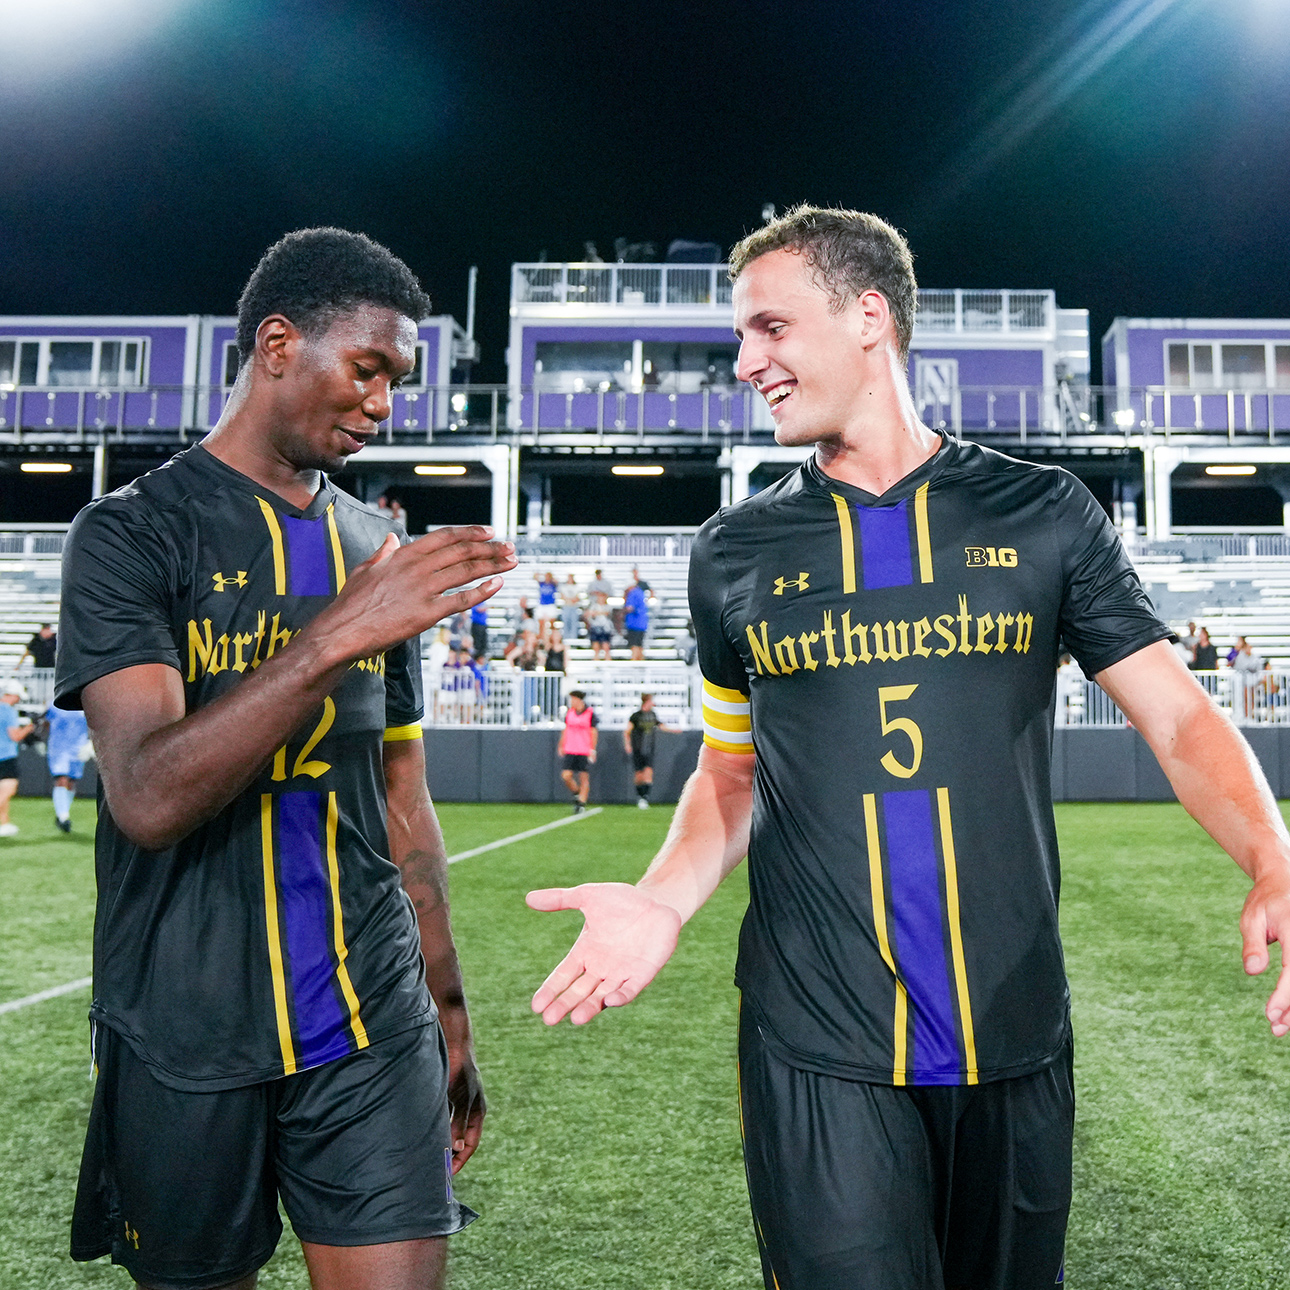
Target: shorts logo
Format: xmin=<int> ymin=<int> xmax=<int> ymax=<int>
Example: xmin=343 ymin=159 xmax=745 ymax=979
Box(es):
xmin=773 ymin=572 xmax=809 ymax=595
xmin=211 ymin=570 xmax=248 ymax=591
xmin=123 ymin=1220 xmax=140 ymax=1250
xmin=964 ymin=546 xmax=1018 ymax=568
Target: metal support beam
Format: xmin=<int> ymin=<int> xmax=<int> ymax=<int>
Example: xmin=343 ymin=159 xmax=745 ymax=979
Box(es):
xmin=92 ymin=442 xmax=108 ymax=499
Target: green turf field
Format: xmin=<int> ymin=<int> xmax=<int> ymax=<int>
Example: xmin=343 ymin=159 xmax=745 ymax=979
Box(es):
xmin=3 ymin=796 xmax=1290 ymax=1288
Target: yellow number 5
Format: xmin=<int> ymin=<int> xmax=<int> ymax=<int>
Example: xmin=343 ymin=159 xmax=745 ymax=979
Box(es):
xmin=878 ymin=684 xmax=922 ymax=779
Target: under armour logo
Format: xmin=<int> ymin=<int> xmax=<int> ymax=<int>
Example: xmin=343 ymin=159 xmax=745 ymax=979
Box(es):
xmin=212 ymin=570 xmax=248 ymax=592
xmin=124 ymin=1221 xmax=140 ymax=1250
xmin=773 ymin=572 xmax=809 ymax=595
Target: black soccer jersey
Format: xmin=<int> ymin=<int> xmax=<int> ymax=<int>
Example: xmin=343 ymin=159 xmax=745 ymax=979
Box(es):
xmin=690 ymin=437 xmax=1168 ymax=1088
xmin=56 ymin=446 xmax=431 ymax=1092
xmin=628 ymin=708 xmax=661 ymax=758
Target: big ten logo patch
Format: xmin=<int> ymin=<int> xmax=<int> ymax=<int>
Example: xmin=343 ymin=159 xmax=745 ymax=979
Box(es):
xmin=965 ymin=547 xmax=1018 ymax=568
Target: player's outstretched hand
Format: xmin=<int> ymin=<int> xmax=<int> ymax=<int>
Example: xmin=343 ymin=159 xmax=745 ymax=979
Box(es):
xmin=319 ymin=525 xmax=516 ymax=660
xmin=526 ymin=882 xmax=682 ymax=1025
xmin=1240 ymin=873 xmax=1290 ymax=1036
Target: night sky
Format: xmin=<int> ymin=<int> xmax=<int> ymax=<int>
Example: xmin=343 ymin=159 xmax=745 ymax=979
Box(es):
xmin=3 ymin=0 xmax=1289 ymax=383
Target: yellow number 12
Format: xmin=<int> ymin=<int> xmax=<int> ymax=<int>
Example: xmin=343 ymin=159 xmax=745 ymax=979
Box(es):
xmin=878 ymin=684 xmax=922 ymax=779
xmin=271 ymin=697 xmax=336 ymax=782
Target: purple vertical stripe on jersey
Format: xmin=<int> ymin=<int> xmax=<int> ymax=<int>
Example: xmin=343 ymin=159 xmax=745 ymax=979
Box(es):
xmin=283 ymin=515 xmax=331 ymax=596
xmin=883 ymin=789 xmax=959 ymax=1083
xmin=277 ymin=791 xmax=348 ymax=1067
xmin=857 ymin=500 xmax=913 ymax=589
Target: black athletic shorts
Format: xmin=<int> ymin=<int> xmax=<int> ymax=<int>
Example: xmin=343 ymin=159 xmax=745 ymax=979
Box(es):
xmin=631 ymin=750 xmax=652 ymax=771
xmin=738 ymin=1003 xmax=1072 ymax=1290
xmin=625 ymin=628 xmax=645 ymax=648
xmin=71 ymin=1022 xmax=477 ymax=1290
xmin=0 ymin=756 xmax=18 ymax=780
xmin=561 ymin=753 xmax=590 ymax=773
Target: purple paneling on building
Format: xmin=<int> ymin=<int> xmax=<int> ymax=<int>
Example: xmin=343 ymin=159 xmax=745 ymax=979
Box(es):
xmin=1104 ymin=317 xmax=1290 ymax=435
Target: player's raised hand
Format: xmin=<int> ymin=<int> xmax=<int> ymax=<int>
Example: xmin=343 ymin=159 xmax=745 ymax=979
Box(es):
xmin=317 ymin=524 xmax=516 ymax=660
xmin=1239 ymin=872 xmax=1290 ymax=1036
xmin=526 ymin=882 xmax=682 ymax=1025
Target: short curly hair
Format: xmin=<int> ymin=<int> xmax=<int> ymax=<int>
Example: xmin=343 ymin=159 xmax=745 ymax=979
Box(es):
xmin=729 ymin=205 xmax=917 ymax=360
xmin=236 ymin=227 xmax=432 ymax=362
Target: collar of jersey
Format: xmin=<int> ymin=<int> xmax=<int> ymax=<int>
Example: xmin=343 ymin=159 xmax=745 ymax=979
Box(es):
xmin=801 ymin=429 xmax=953 ymax=509
xmin=191 ymin=443 xmax=336 ymax=521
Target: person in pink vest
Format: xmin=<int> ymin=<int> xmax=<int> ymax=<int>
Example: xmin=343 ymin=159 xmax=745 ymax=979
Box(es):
xmin=558 ymin=690 xmax=598 ymax=814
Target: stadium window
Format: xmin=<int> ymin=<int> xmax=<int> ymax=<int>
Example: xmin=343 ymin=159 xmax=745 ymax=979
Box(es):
xmin=533 ymin=341 xmax=634 ymax=392
xmin=222 ymin=341 xmax=241 ymax=388
xmin=0 ymin=336 xmax=147 ymax=386
xmin=1221 ymin=343 xmax=1268 ymax=390
xmin=1167 ymin=343 xmax=1189 ymax=385
xmin=1277 ymin=346 xmax=1290 ymax=389
xmin=1192 ymin=344 xmax=1214 ymax=386
xmin=404 ymin=341 xmax=427 ymax=388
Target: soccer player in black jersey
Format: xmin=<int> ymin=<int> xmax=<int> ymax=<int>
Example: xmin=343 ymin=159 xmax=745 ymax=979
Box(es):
xmin=58 ymin=229 xmax=516 ymax=1290
xmin=529 ymin=206 xmax=1290 ymax=1289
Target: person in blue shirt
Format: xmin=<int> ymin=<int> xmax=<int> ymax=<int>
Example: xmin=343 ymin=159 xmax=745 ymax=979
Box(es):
xmin=623 ymin=579 xmax=650 ymax=660
xmin=46 ymin=700 xmax=91 ymax=832
xmin=0 ymin=681 xmax=34 ymax=837
xmin=470 ymin=603 xmax=489 ymax=657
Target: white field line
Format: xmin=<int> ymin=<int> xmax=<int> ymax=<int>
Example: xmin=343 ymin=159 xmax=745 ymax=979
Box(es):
xmin=1 ymin=809 xmax=604 ymax=1015
xmin=446 ymin=806 xmax=603 ymax=864
xmin=0 ymin=975 xmax=92 ymax=1016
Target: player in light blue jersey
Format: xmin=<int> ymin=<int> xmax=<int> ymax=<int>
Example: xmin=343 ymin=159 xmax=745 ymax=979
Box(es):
xmin=46 ymin=701 xmax=89 ymax=832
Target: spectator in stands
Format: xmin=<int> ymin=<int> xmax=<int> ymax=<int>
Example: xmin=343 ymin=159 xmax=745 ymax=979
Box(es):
xmin=1234 ymin=637 xmax=1265 ymax=722
xmin=470 ymin=602 xmax=490 ymax=658
xmin=534 ymin=571 xmax=559 ymax=645
xmin=373 ymin=494 xmax=394 ymax=520
xmin=1190 ymin=627 xmax=1218 ymax=671
xmin=587 ymin=568 xmax=613 ymax=600
xmin=585 ymin=595 xmax=614 ymax=661
xmin=0 ymin=681 xmax=33 ymax=837
xmin=46 ymin=699 xmax=89 ymax=833
xmin=426 ymin=626 xmax=451 ymax=671
xmin=514 ymin=595 xmax=535 ymax=637
xmin=630 ymin=565 xmax=650 ymax=594
xmin=673 ymin=619 xmax=697 ymax=667
xmin=559 ymin=574 xmax=582 ymax=642
xmin=624 ymin=576 xmax=650 ymax=661
xmin=558 ymin=690 xmax=598 ymax=814
xmin=389 ymin=498 xmax=408 ymax=527
xmin=447 ymin=612 xmax=469 ymax=654
xmin=19 ymin=623 xmax=57 ymax=671
xmin=1180 ymin=621 xmax=1199 ymax=655
xmin=545 ymin=627 xmax=566 ymax=674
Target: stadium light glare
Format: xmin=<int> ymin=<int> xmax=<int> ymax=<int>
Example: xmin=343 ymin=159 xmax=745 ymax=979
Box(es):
xmin=1112 ymin=409 xmax=1137 ymax=428
xmin=414 ymin=464 xmax=467 ymax=476
xmin=20 ymin=462 xmax=73 ymax=474
xmin=612 ymin=465 xmax=664 ymax=476
xmin=1205 ymin=464 xmax=1258 ymax=476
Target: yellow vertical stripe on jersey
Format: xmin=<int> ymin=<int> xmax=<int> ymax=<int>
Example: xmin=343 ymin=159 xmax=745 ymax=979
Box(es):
xmin=325 ymin=504 xmax=347 ymax=592
xmin=937 ymin=787 xmax=978 ymax=1084
xmin=914 ymin=481 xmax=934 ymax=584
xmin=260 ymin=794 xmax=298 ymax=1075
xmin=325 ymin=792 xmax=369 ymax=1049
xmin=830 ymin=492 xmax=857 ymax=594
xmin=864 ymin=793 xmax=908 ymax=1085
xmin=255 ymin=498 xmax=287 ymax=596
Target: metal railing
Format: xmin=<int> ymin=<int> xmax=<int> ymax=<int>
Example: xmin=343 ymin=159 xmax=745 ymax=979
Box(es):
xmin=513 ymin=263 xmax=733 ymax=308
xmin=915 ymin=289 xmax=1054 ymax=334
xmin=1057 ymin=669 xmax=1290 ymax=727
xmin=4 ymin=380 xmax=1290 ymax=446
xmin=421 ymin=661 xmax=696 ymax=728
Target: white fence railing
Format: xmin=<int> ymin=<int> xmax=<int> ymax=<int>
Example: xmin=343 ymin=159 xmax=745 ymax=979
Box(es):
xmin=422 ymin=662 xmax=696 ymax=729
xmin=1058 ymin=669 xmax=1290 ymax=727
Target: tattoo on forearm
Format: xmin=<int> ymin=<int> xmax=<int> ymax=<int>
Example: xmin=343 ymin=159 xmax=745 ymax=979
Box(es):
xmin=398 ymin=848 xmax=449 ymax=917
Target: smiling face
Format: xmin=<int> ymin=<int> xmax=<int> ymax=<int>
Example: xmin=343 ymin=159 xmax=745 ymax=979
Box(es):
xmin=267 ymin=303 xmax=418 ymax=473
xmin=733 ymin=247 xmax=894 ymax=448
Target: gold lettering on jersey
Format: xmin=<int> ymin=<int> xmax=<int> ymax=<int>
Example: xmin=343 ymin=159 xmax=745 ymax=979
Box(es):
xmin=744 ymin=594 xmax=1037 ymax=677
xmin=773 ymin=572 xmax=810 ymax=595
xmin=211 ymin=570 xmax=248 ymax=592
xmin=185 ymin=610 xmax=388 ymax=681
xmin=965 ymin=546 xmax=1018 ymax=568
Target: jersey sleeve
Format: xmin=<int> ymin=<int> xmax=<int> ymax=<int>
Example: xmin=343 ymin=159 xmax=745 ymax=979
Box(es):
xmin=55 ymin=499 xmax=181 ymax=709
xmin=382 ymin=633 xmax=425 ymax=740
xmin=689 ymin=513 xmax=753 ymax=755
xmin=1053 ymin=470 xmax=1170 ymax=676
xmin=590 ymin=711 xmax=599 ymax=728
